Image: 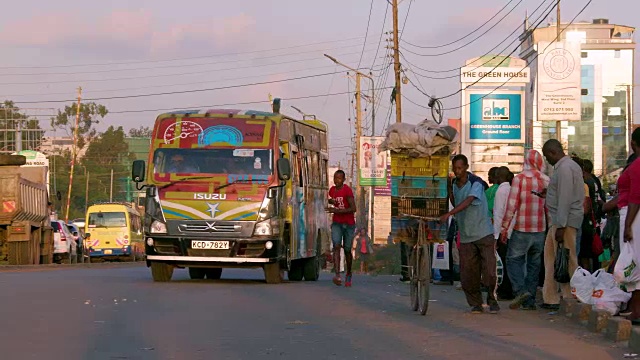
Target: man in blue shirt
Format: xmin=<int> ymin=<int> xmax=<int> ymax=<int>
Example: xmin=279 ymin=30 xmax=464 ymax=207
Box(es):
xmin=440 ymin=154 xmax=498 ymax=314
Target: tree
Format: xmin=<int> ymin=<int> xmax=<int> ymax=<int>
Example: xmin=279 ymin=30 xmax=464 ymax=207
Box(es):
xmin=50 ymin=101 xmax=108 ymax=155
xmin=0 ymin=100 xmax=45 ymax=153
xmin=128 ymin=126 xmax=153 ymax=138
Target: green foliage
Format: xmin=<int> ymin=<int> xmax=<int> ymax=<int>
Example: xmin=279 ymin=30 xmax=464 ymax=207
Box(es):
xmin=0 ymin=100 xmax=45 ymax=152
xmin=50 ymin=101 xmax=108 ymax=153
xmin=128 ymin=126 xmax=153 ymax=138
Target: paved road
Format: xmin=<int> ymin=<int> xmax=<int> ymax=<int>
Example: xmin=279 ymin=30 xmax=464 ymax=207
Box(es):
xmin=0 ymin=264 xmax=628 ymax=359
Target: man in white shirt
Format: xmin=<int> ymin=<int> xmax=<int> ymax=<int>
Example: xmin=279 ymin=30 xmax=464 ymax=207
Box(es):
xmin=494 ymin=167 xmax=515 ymax=300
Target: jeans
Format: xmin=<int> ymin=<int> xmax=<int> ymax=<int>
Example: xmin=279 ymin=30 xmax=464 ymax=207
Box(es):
xmin=507 ymin=231 xmax=545 ymax=307
xmin=331 ymin=223 xmax=355 ymax=249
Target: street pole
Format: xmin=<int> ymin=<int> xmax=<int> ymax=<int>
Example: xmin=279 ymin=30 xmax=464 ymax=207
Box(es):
xmin=84 ymin=169 xmax=89 ymax=215
xmin=324 ymin=54 xmax=377 ymax=232
xmin=65 ymin=86 xmax=82 ymax=223
xmin=392 ymin=0 xmax=402 ymax=124
xmin=110 ymin=168 xmax=114 ymax=202
xmin=555 ymin=0 xmax=562 ymax=142
xmin=15 ymin=111 xmax=22 ymax=152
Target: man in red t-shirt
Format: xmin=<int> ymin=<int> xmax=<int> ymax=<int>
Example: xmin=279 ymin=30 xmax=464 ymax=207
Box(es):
xmin=327 ymin=170 xmax=357 ymax=287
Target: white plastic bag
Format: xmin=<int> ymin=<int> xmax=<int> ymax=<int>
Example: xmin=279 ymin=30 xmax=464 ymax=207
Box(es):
xmin=614 ymin=242 xmax=640 ymax=285
xmin=570 ymin=267 xmax=594 ymax=304
xmin=591 ymin=268 xmax=632 ymax=316
xmin=432 ymin=242 xmax=450 ymax=270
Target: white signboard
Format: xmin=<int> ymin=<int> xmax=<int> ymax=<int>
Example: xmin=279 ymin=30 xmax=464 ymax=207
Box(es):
xmin=460 ymin=67 xmax=530 ymax=84
xmin=537 ymin=41 xmax=582 ymax=121
xmin=358 ymin=136 xmax=387 ymax=186
xmin=12 ymin=150 xmax=50 ymax=194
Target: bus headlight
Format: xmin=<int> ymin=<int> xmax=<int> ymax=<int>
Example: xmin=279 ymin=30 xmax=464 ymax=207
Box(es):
xmin=253 ymin=218 xmax=280 ymax=236
xmin=150 ymin=220 xmax=167 ymax=234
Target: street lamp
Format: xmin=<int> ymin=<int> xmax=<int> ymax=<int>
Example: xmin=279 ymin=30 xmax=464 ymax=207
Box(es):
xmin=324 ymin=54 xmax=377 ymax=242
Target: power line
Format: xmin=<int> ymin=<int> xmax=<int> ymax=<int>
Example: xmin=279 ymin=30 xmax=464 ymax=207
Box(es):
xmin=435 ymin=0 xmax=558 ymax=102
xmin=1 ymin=41 xmax=385 ymax=78
xmin=401 ymin=0 xmax=517 ymax=49
xmin=0 ymin=35 xmax=381 ymax=70
xmin=357 ymin=0 xmax=376 ymax=70
xmin=400 ymin=0 xmax=524 ymax=57
xmin=438 ymin=0 xmax=593 ymax=110
xmin=107 ymin=86 xmax=394 ymax=114
xmin=400 ymin=0 xmax=556 ymax=80
xmin=0 ymin=46 xmax=383 ymax=86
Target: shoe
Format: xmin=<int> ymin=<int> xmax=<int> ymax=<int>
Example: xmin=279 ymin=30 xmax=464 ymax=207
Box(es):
xmin=540 ymin=303 xmax=560 ymax=311
xmin=509 ymin=292 xmax=532 ymax=310
xmin=489 ymin=303 xmax=500 ymax=314
xmin=471 ymin=306 xmax=484 ymax=314
xmin=345 ymin=274 xmax=352 ymax=287
xmin=521 ymin=304 xmax=537 ymax=311
xmin=333 ymin=275 xmax=342 ymax=286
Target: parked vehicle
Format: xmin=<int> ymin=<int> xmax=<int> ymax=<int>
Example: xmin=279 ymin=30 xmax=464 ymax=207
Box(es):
xmin=66 ymin=223 xmax=86 ymax=263
xmin=51 ymin=220 xmax=77 ymax=264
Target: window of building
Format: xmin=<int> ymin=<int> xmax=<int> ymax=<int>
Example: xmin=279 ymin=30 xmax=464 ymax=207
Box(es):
xmin=614 ymin=50 xmax=621 ymax=58
xmin=581 ymin=52 xmax=588 ymax=58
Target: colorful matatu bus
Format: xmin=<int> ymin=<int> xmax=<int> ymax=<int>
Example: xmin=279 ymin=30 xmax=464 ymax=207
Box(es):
xmin=131 ymin=102 xmax=331 ymax=283
xmin=84 ymin=203 xmax=143 ymax=261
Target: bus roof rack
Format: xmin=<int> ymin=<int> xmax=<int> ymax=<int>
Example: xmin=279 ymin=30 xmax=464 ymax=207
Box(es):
xmin=89 ymin=201 xmax=134 ymax=208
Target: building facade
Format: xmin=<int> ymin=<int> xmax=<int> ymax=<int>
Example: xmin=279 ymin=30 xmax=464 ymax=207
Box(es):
xmin=519 ymin=18 xmax=635 ymax=176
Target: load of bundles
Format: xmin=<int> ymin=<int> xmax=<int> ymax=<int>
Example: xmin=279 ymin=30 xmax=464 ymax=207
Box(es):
xmin=378 ymin=119 xmax=459 ymax=157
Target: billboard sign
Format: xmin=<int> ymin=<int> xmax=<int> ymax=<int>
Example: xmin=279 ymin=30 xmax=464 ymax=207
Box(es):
xmin=358 ymin=136 xmax=387 ymax=186
xmin=466 ymin=91 xmax=525 ymax=143
xmin=460 ymin=67 xmax=530 ymax=84
xmin=537 ymin=41 xmax=582 ymax=121
xmin=374 ymin=154 xmax=391 ymax=196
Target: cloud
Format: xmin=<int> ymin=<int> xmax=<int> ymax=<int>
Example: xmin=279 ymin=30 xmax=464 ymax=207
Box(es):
xmin=0 ymin=10 xmax=256 ymax=58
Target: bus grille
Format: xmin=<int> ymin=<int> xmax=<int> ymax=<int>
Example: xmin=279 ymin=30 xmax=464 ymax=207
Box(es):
xmin=179 ymin=223 xmax=239 ymax=233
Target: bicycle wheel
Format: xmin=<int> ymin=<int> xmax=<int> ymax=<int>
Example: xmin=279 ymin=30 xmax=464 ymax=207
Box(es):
xmin=409 ymin=248 xmax=419 ymax=311
xmin=418 ymin=244 xmax=431 ymax=315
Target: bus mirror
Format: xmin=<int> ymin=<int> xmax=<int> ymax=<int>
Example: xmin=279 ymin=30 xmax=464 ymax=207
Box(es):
xmin=132 ymin=160 xmax=146 ymax=183
xmin=276 ymin=158 xmax=291 ymax=181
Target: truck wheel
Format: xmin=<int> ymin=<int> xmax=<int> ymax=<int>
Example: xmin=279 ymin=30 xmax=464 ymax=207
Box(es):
xmin=287 ymin=260 xmax=304 ymax=281
xmin=263 ymin=262 xmax=283 ymax=284
xmin=303 ymin=255 xmax=320 ymax=281
xmin=205 ymin=268 xmax=222 ymax=280
xmin=188 ymin=267 xmax=206 ymax=279
xmin=150 ymin=262 xmax=174 ymax=282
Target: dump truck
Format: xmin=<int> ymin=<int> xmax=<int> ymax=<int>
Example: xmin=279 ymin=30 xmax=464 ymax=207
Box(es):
xmin=0 ymin=154 xmax=53 ymax=265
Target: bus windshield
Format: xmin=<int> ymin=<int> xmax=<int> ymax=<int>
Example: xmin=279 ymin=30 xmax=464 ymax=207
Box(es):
xmin=153 ymin=148 xmax=273 ymax=175
xmin=88 ymin=212 xmax=127 ymax=228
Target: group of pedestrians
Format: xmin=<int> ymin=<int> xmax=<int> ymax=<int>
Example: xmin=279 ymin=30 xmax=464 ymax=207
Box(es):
xmin=325 ymin=128 xmax=640 ymax=319
xmin=439 ymin=130 xmax=640 ymax=314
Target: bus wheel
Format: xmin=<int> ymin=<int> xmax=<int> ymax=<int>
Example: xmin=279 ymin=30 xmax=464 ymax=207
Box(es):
xmin=205 ymin=268 xmax=222 ymax=280
xmin=188 ymin=267 xmax=206 ymax=279
xmin=150 ymin=262 xmax=174 ymax=282
xmin=287 ymin=260 xmax=304 ymax=281
xmin=264 ymin=262 xmax=283 ymax=284
xmin=303 ymin=255 xmax=320 ymax=281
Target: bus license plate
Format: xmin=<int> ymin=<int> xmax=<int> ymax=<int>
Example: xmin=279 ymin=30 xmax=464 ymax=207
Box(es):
xmin=104 ymin=250 xmax=112 ymax=255
xmin=191 ymin=240 xmax=229 ymax=250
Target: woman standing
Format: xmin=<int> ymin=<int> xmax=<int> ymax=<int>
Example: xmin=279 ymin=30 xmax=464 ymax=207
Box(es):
xmin=618 ymin=128 xmax=640 ymax=322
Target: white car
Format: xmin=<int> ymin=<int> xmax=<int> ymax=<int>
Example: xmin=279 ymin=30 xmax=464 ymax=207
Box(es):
xmin=51 ymin=220 xmax=78 ymax=264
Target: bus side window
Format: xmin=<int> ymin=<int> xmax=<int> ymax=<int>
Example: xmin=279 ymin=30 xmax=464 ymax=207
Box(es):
xmin=293 ymin=152 xmax=303 ymax=186
xmin=322 ymin=159 xmax=328 ymax=186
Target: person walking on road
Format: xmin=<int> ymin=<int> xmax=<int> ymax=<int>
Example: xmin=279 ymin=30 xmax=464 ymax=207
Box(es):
xmin=326 ymin=170 xmax=357 ymax=287
xmin=501 ymin=150 xmax=549 ymax=310
xmin=541 ymin=139 xmax=585 ymax=310
xmin=354 ymin=228 xmax=374 ymax=273
xmin=440 ymin=154 xmax=498 ymax=314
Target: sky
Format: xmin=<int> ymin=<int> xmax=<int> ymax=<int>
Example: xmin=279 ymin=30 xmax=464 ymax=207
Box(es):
xmin=0 ymin=0 xmax=638 ymax=165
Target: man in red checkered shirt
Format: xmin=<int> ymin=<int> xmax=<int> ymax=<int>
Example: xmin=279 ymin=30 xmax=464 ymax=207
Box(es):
xmin=500 ymin=149 xmax=550 ymax=310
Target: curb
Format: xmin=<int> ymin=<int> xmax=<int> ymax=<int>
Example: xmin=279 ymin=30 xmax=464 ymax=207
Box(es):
xmin=557 ymin=298 xmax=634 ymax=346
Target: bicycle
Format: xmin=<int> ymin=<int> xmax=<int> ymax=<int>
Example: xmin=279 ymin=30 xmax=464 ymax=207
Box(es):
xmin=400 ymin=214 xmax=446 ymax=315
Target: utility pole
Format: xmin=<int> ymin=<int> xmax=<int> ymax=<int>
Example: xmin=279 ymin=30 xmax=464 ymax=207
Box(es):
xmin=555 ymin=0 xmax=562 ymax=141
xmin=392 ymin=0 xmax=402 ymax=124
xmin=84 ymin=169 xmax=90 ymax=215
xmin=354 ymin=73 xmax=367 ymax=228
xmin=65 ymin=86 xmax=82 ymax=223
xmin=15 ymin=112 xmax=22 ymax=152
xmin=110 ymin=168 xmax=114 ymax=202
